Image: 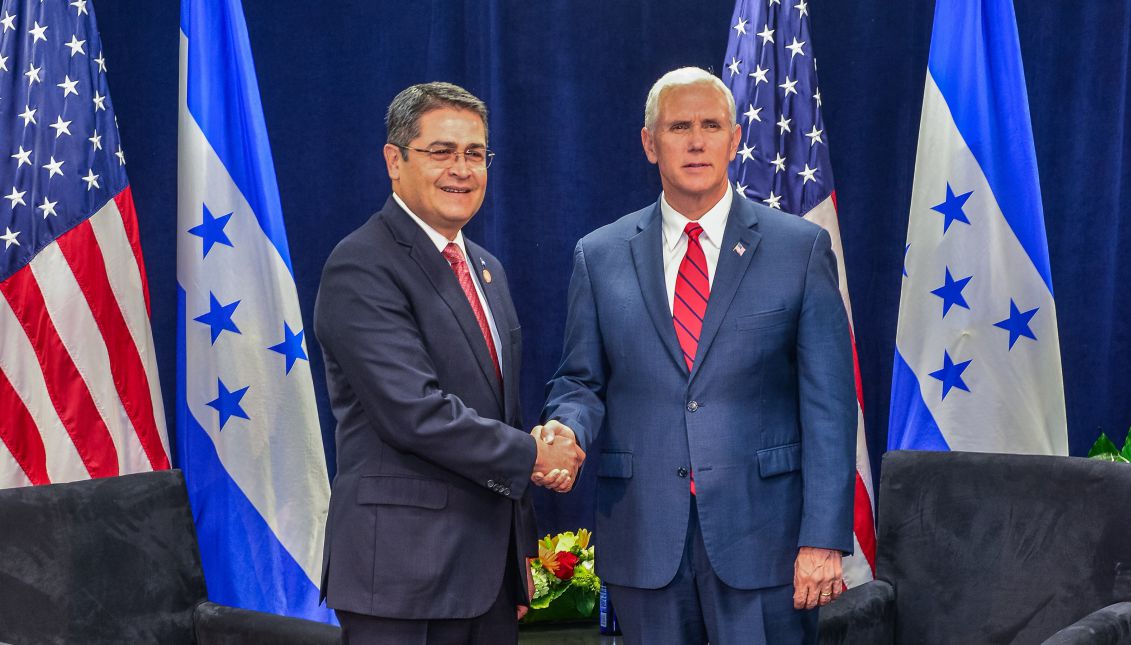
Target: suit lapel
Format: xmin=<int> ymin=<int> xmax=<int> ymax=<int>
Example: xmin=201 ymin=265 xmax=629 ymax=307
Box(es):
xmin=385 ymin=202 xmax=505 ymax=412
xmin=629 ymin=204 xmax=688 ymax=376
xmin=466 ymin=241 xmax=515 ymax=414
xmin=692 ymin=196 xmax=761 ymax=380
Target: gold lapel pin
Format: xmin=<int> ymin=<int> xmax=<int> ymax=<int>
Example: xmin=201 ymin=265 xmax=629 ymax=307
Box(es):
xmin=482 ymin=268 xmax=493 ymax=284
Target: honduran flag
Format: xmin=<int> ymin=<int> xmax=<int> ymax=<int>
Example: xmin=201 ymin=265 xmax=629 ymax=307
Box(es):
xmin=889 ymin=0 xmax=1067 ymax=456
xmin=177 ymin=0 xmax=334 ymax=622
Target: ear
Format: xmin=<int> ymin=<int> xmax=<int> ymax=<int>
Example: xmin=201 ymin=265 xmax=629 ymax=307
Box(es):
xmin=727 ymin=123 xmax=742 ymax=161
xmin=383 ymin=144 xmax=403 ymax=180
xmin=641 ymin=127 xmax=658 ymax=164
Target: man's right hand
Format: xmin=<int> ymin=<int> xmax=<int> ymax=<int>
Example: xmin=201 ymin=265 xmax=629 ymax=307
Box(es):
xmin=531 ymin=420 xmax=584 ymax=493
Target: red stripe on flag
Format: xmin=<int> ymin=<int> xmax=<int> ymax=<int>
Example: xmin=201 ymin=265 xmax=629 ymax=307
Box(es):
xmin=113 ymin=187 xmax=152 ymax=317
xmin=848 ymin=320 xmax=866 ymax=412
xmin=845 ymin=281 xmax=876 ymax=571
xmin=853 ymin=471 xmax=877 ymax=570
xmin=0 ymin=368 xmax=50 ymax=485
xmin=0 ymin=266 xmax=119 ymax=478
xmin=56 ymin=220 xmax=170 ymax=471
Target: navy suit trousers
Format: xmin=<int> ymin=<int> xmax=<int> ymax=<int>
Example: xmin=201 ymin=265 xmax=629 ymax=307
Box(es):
xmin=608 ymin=497 xmax=817 ymax=645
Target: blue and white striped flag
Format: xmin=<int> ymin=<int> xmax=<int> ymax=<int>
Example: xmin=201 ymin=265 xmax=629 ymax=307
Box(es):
xmin=889 ymin=0 xmax=1067 ymax=455
xmin=177 ymin=0 xmax=333 ymax=622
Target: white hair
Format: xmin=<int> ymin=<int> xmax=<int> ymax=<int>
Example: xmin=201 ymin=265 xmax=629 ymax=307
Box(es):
xmin=643 ymin=67 xmax=737 ymax=131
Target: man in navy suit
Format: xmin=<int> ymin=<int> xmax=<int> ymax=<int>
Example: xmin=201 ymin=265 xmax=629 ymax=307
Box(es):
xmin=315 ymin=82 xmax=583 ymax=645
xmin=542 ymin=67 xmax=856 ymax=644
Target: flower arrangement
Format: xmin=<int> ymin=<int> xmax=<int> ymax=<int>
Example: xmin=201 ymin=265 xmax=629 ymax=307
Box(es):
xmin=524 ymin=528 xmax=601 ymax=623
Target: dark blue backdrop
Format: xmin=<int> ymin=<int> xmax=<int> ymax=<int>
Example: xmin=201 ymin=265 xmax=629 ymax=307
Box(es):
xmin=94 ymin=0 xmax=1131 ymax=534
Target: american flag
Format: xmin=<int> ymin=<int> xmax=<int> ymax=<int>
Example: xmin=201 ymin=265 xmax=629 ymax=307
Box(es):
xmin=0 ymin=0 xmax=169 ymax=488
xmin=722 ymin=0 xmax=877 ymax=585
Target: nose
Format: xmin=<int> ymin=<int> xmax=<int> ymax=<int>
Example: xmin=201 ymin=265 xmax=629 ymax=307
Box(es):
xmin=688 ymin=125 xmax=707 ymax=151
xmin=447 ymin=152 xmax=474 ymax=177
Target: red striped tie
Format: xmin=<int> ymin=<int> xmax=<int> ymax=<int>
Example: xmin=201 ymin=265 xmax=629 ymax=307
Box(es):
xmin=672 ymin=223 xmax=709 ymax=496
xmin=442 ymin=243 xmax=502 ymax=385
xmin=673 ymin=223 xmax=710 ymax=372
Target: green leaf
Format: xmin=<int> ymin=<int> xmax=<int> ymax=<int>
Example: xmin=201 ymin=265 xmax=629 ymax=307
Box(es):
xmin=573 ymin=586 xmax=597 ymax=617
xmin=1121 ymin=428 xmax=1131 ymax=463
xmin=1088 ymin=433 xmax=1121 ymax=459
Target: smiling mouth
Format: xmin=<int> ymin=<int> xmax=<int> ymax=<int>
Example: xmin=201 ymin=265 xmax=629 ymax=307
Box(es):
xmin=440 ymin=186 xmax=472 ymax=193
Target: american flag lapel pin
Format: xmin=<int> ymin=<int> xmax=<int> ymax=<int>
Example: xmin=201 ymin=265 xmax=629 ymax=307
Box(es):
xmin=733 ymin=242 xmax=746 ymax=256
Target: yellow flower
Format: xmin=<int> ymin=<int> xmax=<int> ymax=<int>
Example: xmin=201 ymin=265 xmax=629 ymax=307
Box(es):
xmin=577 ymin=528 xmax=591 ymax=550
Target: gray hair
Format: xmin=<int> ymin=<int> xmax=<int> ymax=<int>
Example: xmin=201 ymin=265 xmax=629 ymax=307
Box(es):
xmin=386 ymin=82 xmax=488 ymax=159
xmin=643 ymin=67 xmax=736 ymax=132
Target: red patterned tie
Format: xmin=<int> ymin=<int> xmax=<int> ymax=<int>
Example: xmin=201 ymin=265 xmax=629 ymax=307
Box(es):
xmin=673 ymin=223 xmax=710 ymax=372
xmin=672 ymin=223 xmax=710 ymax=495
xmin=442 ymin=243 xmax=502 ymax=385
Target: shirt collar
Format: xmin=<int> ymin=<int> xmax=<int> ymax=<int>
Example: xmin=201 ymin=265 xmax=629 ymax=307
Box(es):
xmin=660 ymin=188 xmax=733 ymax=251
xmin=392 ymin=192 xmax=468 ymax=258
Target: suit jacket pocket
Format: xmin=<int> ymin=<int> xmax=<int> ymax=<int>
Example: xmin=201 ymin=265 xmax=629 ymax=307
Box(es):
xmin=357 ymin=475 xmax=448 ymax=509
xmin=735 ymin=308 xmax=792 ymax=331
xmin=597 ymin=451 xmax=632 ymax=479
xmin=756 ymin=443 xmax=802 ymax=478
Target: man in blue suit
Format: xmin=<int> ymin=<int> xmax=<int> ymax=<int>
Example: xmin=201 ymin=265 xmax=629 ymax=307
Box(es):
xmin=542 ymin=67 xmax=856 ymax=644
xmin=316 ymin=82 xmax=583 ymax=645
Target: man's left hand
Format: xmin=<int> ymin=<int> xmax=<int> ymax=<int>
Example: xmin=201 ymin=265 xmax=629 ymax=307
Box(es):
xmin=792 ymin=547 xmax=844 ymax=610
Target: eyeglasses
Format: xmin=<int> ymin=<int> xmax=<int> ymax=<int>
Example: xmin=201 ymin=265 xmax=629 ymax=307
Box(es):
xmin=396 ymin=144 xmax=495 ymax=169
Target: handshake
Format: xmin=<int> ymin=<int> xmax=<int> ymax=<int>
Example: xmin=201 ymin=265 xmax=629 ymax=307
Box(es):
xmin=530 ymin=420 xmax=586 ymax=493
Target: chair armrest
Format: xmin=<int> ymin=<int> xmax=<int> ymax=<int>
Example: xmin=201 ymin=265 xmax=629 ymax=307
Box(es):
xmin=1042 ymin=602 xmax=1131 ymax=645
xmin=818 ymin=580 xmax=896 ymax=645
xmin=193 ymin=601 xmax=341 ymax=645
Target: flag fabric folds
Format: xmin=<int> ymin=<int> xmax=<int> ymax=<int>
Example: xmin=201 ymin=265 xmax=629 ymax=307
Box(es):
xmin=0 ymin=0 xmax=169 ymax=488
xmin=178 ymin=0 xmax=333 ymax=622
xmin=723 ymin=0 xmax=876 ymax=586
xmin=889 ymin=0 xmax=1067 ymax=456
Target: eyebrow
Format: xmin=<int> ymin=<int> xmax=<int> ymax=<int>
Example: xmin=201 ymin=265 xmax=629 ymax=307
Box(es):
xmin=423 ymin=140 xmax=487 ymax=149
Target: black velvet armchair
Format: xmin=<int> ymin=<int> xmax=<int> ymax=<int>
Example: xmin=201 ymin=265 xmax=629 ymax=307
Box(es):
xmin=0 ymin=469 xmax=341 ymax=644
xmin=819 ymin=451 xmax=1131 ymax=645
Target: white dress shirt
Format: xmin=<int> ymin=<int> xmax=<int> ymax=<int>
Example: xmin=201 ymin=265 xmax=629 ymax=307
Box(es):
xmin=660 ymin=189 xmax=733 ymax=314
xmin=392 ymin=192 xmax=504 ymax=372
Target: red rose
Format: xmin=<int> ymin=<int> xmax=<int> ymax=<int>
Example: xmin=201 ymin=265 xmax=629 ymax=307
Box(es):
xmin=551 ymin=552 xmax=580 ymax=580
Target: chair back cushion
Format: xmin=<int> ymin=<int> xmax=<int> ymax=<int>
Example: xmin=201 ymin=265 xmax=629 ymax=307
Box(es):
xmin=876 ymin=451 xmax=1131 ymax=644
xmin=0 ymin=469 xmax=207 ymax=644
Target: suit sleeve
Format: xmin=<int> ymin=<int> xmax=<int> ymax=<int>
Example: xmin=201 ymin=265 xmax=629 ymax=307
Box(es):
xmin=796 ymin=228 xmax=857 ymax=553
xmin=541 ymin=238 xmax=608 ymax=452
xmin=315 ymin=243 xmax=537 ymax=500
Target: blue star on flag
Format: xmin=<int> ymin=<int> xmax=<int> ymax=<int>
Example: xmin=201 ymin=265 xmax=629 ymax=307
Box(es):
xmin=188 ymin=203 xmax=235 ymax=258
xmin=206 ymin=378 xmax=250 ymax=430
xmin=930 ymin=183 xmax=973 ymax=233
xmin=194 ymin=292 xmax=242 ymax=344
xmin=993 ymin=299 xmax=1039 ymax=349
xmin=268 ymin=322 xmax=309 ymax=374
xmin=929 ymin=350 xmax=972 ymax=400
xmin=930 ymin=267 xmax=973 ymax=317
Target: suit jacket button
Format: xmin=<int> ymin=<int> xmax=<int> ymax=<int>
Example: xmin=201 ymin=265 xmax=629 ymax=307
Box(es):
xmin=503 ymin=488 xmax=511 ymax=496
xmin=487 ymin=479 xmax=496 ymax=488
xmin=686 ymin=401 xmax=699 ymax=412
xmin=677 ymin=467 xmax=688 ymax=478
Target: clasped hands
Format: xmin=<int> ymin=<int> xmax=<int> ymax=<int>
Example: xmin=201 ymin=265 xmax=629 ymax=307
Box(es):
xmin=530 ymin=420 xmax=585 ymax=493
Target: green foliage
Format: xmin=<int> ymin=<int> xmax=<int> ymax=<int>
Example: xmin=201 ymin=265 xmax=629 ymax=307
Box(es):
xmin=1088 ymin=427 xmax=1131 ymax=463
